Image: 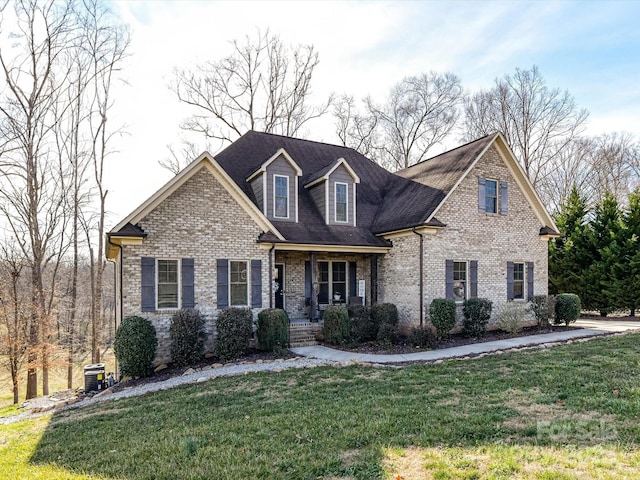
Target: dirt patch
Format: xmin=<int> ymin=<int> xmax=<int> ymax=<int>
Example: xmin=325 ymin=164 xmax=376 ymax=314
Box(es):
xmin=383 ymin=446 xmax=429 ymax=480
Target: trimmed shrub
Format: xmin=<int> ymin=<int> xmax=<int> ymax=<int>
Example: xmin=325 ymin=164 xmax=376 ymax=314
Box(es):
xmin=462 ymin=298 xmax=493 ymax=337
xmin=531 ymin=295 xmax=555 ymax=329
xmin=348 ymin=305 xmax=375 ymax=342
xmin=555 ymin=293 xmax=581 ymax=326
xmin=497 ymin=302 xmax=528 ymax=334
xmin=407 ymin=326 xmax=436 ymax=348
xmin=170 ymin=309 xmax=206 ymax=367
xmin=215 ymin=308 xmax=253 ymax=361
xmin=429 ymin=298 xmax=457 ymax=339
xmin=322 ymin=305 xmax=350 ymax=345
xmin=370 ymin=303 xmax=399 ymax=344
xmin=257 ymin=309 xmax=288 ymax=351
xmin=114 ymin=316 xmax=157 ymax=378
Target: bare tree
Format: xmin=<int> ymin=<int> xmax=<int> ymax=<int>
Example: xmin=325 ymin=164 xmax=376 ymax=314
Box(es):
xmin=334 ymin=72 xmax=463 ymax=171
xmin=158 ymin=138 xmax=201 ymax=175
xmin=171 ymin=29 xmax=333 ymax=152
xmin=463 ymin=65 xmax=589 ymax=188
xmin=0 ymin=241 xmax=29 ymax=404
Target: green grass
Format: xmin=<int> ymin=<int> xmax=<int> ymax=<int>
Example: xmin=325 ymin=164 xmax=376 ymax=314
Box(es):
xmin=2 ymin=334 xmax=640 ymax=479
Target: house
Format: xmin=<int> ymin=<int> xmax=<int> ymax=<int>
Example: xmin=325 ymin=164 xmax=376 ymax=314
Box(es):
xmin=107 ymin=131 xmax=559 ymax=361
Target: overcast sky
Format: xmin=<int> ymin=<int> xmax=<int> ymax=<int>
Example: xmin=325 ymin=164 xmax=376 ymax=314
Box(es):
xmin=106 ymin=0 xmax=640 ymax=226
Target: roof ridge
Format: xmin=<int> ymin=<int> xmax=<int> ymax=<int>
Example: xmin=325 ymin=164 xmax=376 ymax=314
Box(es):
xmin=244 ymin=130 xmax=357 ymax=152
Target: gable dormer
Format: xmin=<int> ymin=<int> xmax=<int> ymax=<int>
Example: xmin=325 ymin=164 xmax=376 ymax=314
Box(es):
xmin=304 ymin=158 xmax=360 ymax=227
xmin=246 ymin=148 xmax=302 ymax=223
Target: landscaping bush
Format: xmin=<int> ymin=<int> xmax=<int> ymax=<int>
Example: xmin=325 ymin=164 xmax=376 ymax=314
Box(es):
xmin=555 ymin=293 xmax=581 ymax=326
xmin=531 ymin=295 xmax=555 ymax=329
xmin=114 ymin=316 xmax=157 ymax=378
xmin=407 ymin=326 xmax=436 ymax=348
xmin=462 ymin=298 xmax=492 ymax=337
xmin=170 ymin=309 xmax=206 ymax=367
xmin=429 ymin=298 xmax=457 ymax=339
xmin=322 ymin=305 xmax=350 ymax=345
xmin=371 ymin=303 xmax=399 ymax=344
xmin=497 ymin=302 xmax=528 ymax=334
xmin=215 ymin=308 xmax=253 ymax=361
xmin=348 ymin=305 xmax=375 ymax=342
xmin=256 ymin=308 xmax=288 ymax=352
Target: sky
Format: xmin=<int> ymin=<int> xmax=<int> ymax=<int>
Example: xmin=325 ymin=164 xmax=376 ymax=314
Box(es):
xmin=105 ymin=0 xmax=640 ymax=227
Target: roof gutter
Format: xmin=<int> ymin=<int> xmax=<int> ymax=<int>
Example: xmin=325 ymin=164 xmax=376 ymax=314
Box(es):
xmin=412 ymin=227 xmax=424 ymax=327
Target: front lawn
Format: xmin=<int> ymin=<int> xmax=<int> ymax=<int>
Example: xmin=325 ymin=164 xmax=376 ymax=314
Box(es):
xmin=3 ymin=333 xmax=640 ymax=479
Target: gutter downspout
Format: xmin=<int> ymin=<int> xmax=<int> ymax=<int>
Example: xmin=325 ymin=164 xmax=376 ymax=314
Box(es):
xmin=412 ymin=227 xmax=424 ymax=327
xmin=268 ymin=243 xmax=275 ymax=309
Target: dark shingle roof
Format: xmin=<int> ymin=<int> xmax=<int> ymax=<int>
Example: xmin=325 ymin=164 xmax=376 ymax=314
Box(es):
xmin=111 ymin=222 xmax=147 ymax=237
xmin=214 ymin=131 xmax=493 ymax=245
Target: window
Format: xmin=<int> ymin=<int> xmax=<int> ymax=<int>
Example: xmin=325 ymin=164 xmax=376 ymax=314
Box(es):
xmin=485 ymin=179 xmax=498 ymax=214
xmin=335 ymin=182 xmax=348 ymax=222
xmin=230 ymin=261 xmax=248 ymax=306
xmin=453 ymin=261 xmax=467 ymax=301
xmin=157 ymin=259 xmax=179 ymax=309
xmin=274 ymin=175 xmax=289 ymax=218
xmin=513 ymin=263 xmax=525 ymax=300
xmin=318 ymin=261 xmax=347 ymax=303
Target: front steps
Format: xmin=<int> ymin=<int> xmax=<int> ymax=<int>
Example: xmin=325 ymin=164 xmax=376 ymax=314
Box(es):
xmin=288 ymin=320 xmax=322 ymax=347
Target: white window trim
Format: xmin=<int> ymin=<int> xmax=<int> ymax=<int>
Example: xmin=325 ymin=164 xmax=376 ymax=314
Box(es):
xmin=229 ymin=259 xmax=249 ymax=307
xmin=485 ymin=178 xmax=499 ymax=214
xmin=334 ymin=182 xmax=349 ymax=223
xmin=318 ymin=260 xmax=348 ymax=304
xmin=156 ymin=258 xmax=181 ymax=311
xmin=453 ymin=260 xmax=468 ymax=303
xmin=513 ymin=261 xmax=526 ymax=301
xmin=273 ymin=174 xmax=290 ymax=219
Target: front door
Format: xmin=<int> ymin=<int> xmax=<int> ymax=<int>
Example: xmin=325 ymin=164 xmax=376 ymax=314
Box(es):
xmin=275 ymin=264 xmax=285 ymax=309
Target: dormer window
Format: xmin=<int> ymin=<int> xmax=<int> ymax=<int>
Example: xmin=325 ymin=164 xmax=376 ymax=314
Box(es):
xmin=335 ymin=182 xmax=348 ymax=222
xmin=274 ymin=175 xmax=289 ymax=219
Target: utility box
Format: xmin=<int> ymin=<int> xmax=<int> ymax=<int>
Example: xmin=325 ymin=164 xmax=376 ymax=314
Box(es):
xmin=84 ymin=363 xmax=106 ymax=392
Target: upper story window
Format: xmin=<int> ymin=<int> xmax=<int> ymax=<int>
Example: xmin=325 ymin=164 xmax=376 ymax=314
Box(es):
xmin=335 ymin=182 xmax=348 ymax=223
xmin=485 ymin=179 xmax=498 ymax=214
xmin=274 ymin=175 xmax=289 ymax=219
xmin=157 ymin=259 xmax=179 ymax=309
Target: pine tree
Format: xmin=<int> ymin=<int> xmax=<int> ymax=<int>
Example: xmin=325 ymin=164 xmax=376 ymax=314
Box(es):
xmin=617 ymin=189 xmax=640 ymax=316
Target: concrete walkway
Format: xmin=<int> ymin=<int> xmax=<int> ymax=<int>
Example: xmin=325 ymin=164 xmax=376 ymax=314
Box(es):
xmin=291 ymin=319 xmax=640 ymax=364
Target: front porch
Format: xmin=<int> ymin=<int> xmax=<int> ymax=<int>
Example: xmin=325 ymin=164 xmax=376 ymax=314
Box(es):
xmin=288 ymin=319 xmax=323 ymax=347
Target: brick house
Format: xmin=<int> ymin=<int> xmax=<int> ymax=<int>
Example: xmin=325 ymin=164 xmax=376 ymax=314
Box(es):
xmin=107 ymin=131 xmax=559 ymax=361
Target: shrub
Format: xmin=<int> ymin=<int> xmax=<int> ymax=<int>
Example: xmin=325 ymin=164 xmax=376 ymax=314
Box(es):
xmin=407 ymin=326 xmax=436 ymax=348
xmin=114 ymin=316 xmax=157 ymax=378
xmin=215 ymin=308 xmax=253 ymax=361
xmin=170 ymin=309 xmax=206 ymax=367
xmin=256 ymin=309 xmax=288 ymax=351
xmin=348 ymin=305 xmax=375 ymax=342
xmin=531 ymin=295 xmax=555 ymax=329
xmin=462 ymin=298 xmax=492 ymax=337
xmin=370 ymin=303 xmax=399 ymax=344
xmin=322 ymin=305 xmax=350 ymax=345
xmin=497 ymin=302 xmax=528 ymax=334
xmin=429 ymin=298 xmax=457 ymax=339
xmin=555 ymin=293 xmax=581 ymax=326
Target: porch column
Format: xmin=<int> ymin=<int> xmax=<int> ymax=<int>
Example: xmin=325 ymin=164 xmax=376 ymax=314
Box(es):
xmin=268 ymin=245 xmax=274 ymax=309
xmin=309 ymin=252 xmax=318 ymax=321
xmin=370 ymin=254 xmax=378 ymax=305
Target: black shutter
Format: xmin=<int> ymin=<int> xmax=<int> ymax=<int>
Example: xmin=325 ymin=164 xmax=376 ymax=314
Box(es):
xmin=217 ymin=259 xmax=229 ymax=309
xmin=469 ymin=260 xmax=478 ymax=299
xmin=251 ymin=259 xmax=262 ymax=308
xmin=349 ymin=262 xmax=357 ymax=298
xmin=500 ymin=181 xmax=508 ymax=215
xmin=478 ymin=177 xmax=486 ymax=213
xmin=527 ymin=261 xmax=534 ymax=301
xmin=304 ymin=261 xmax=311 ymax=305
xmin=181 ymin=258 xmax=195 ymax=309
xmin=507 ymin=261 xmax=514 ymax=300
xmin=445 ymin=259 xmax=454 ymax=299
xmin=141 ymin=257 xmax=155 ymax=312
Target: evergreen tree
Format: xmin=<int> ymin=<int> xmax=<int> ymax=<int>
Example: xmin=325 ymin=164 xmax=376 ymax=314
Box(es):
xmin=582 ymin=192 xmax=622 ymax=315
xmin=617 ymin=189 xmax=640 ymax=316
xmin=549 ymin=186 xmax=590 ymax=296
